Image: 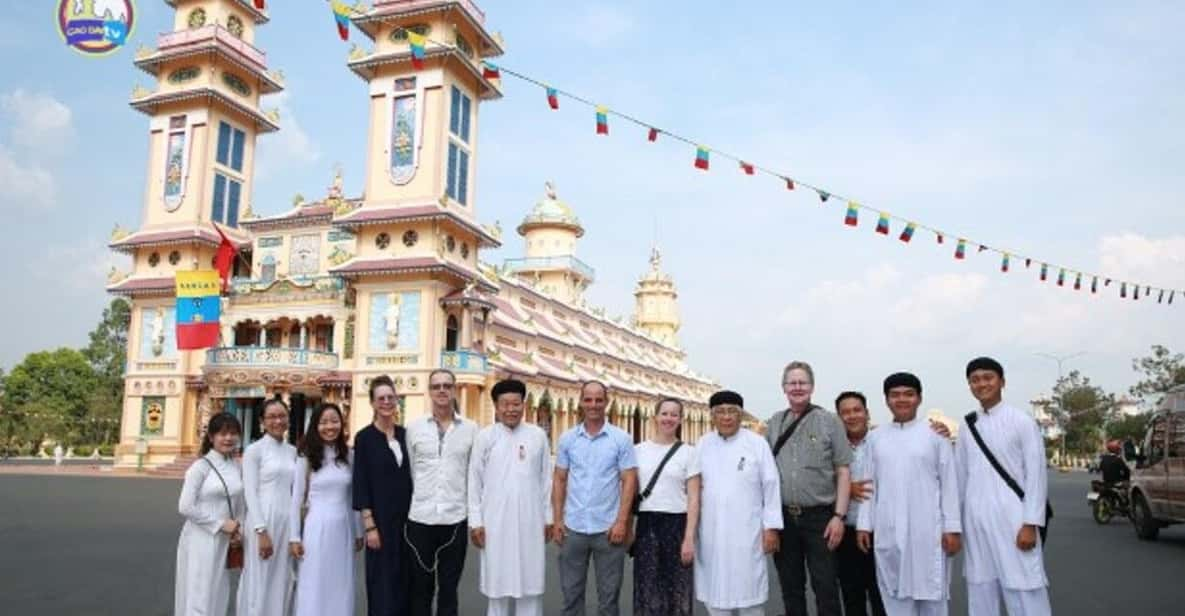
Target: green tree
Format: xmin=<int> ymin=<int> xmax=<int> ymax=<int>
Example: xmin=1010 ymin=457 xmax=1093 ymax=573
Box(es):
xmin=81 ymin=299 xmax=130 ymax=444
xmin=1130 ymin=345 xmax=1185 ymax=404
xmin=1049 ymin=370 xmax=1117 ymax=455
xmin=4 ymin=348 xmax=100 ymax=445
xmin=1106 ymin=412 xmax=1151 ymax=444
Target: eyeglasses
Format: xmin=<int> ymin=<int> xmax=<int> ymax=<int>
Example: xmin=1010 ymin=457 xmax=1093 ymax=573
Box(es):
xmin=429 ymin=383 xmax=455 ymax=391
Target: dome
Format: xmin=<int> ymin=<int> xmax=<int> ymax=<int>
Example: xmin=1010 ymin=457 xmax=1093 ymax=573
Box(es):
xmin=518 ymin=181 xmax=584 ymax=237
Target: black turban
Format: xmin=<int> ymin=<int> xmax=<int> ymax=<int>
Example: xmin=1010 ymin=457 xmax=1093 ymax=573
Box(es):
xmin=491 ymin=379 xmax=526 ymax=403
xmin=709 ymin=390 xmax=744 ymax=408
xmin=883 ymin=372 xmax=922 ymax=395
xmin=965 ymin=357 xmax=1004 ymax=379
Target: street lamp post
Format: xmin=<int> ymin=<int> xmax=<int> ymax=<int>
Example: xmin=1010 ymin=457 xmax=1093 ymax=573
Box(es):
xmin=1035 ymin=351 xmax=1086 ymax=467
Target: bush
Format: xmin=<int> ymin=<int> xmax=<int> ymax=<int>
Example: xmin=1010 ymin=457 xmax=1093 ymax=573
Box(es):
xmin=74 ymin=445 xmax=93 ymax=457
xmin=98 ymin=444 xmax=115 ymax=457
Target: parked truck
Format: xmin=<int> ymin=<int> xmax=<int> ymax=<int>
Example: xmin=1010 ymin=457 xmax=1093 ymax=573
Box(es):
xmin=1129 ymin=384 xmax=1185 ymax=540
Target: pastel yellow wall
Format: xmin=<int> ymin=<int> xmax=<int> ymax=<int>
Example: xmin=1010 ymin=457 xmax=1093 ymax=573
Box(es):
xmin=524 ymin=228 xmax=578 ymax=258
xmin=171 ymin=0 xmax=258 ymax=44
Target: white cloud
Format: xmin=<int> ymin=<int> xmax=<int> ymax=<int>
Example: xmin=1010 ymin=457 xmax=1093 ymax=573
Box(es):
xmin=29 ymin=239 xmax=123 ymax=293
xmin=0 ymin=145 xmax=55 ymax=209
xmin=1099 ymin=233 xmax=1185 ymax=286
xmin=255 ymin=92 xmax=321 ymax=180
xmin=559 ymin=5 xmax=635 ymax=47
xmin=0 ymin=89 xmax=73 ymax=154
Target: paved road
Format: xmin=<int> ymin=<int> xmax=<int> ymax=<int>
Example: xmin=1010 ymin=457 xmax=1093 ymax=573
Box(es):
xmin=1 ymin=469 xmax=1181 ymax=615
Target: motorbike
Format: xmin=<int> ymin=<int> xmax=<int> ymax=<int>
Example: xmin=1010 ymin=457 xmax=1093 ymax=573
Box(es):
xmin=1088 ymin=479 xmax=1130 ymax=524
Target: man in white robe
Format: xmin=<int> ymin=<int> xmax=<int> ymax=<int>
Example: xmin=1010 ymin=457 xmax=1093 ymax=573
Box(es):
xmin=856 ymin=373 xmax=961 ymax=616
xmin=468 ymin=379 xmax=553 ymax=616
xmin=957 ymin=357 xmax=1051 ymax=616
xmin=695 ymin=390 xmax=782 ymax=616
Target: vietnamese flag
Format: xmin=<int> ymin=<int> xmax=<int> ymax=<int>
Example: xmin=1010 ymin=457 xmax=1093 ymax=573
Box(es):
xmin=175 ymin=271 xmax=221 ymax=350
xmin=213 ymin=224 xmax=238 ymax=293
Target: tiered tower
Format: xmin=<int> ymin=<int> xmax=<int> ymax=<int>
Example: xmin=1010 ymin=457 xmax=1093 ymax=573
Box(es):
xmin=107 ymin=0 xmax=281 ymax=467
xmin=633 ymin=246 xmax=681 ymax=347
xmin=327 ymin=0 xmax=505 ymax=424
xmin=505 ymin=182 xmax=596 ymax=305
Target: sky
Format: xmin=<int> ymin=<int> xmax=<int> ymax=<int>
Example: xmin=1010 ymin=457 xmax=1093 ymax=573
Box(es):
xmin=1 ymin=1 xmax=1183 ymax=425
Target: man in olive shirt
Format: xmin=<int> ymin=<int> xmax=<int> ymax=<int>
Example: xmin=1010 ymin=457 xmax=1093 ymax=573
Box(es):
xmin=765 ymin=360 xmax=852 ymax=616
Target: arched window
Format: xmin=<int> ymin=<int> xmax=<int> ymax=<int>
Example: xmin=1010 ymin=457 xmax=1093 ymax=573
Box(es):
xmin=445 ymin=314 xmax=459 ymax=351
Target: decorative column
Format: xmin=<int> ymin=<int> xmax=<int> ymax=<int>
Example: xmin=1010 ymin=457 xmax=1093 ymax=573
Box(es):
xmin=300 ymin=323 xmax=308 ymax=349
xmin=460 ymin=306 xmax=473 ymax=349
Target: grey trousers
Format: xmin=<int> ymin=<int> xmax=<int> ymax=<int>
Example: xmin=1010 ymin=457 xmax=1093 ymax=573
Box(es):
xmin=558 ymin=529 xmax=627 ymax=616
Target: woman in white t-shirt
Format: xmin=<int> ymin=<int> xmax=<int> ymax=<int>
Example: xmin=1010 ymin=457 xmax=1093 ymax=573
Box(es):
xmin=631 ymin=397 xmax=702 ymax=616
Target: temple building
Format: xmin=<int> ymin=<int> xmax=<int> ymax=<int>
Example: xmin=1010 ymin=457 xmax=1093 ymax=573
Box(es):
xmin=106 ymin=0 xmax=736 ymax=470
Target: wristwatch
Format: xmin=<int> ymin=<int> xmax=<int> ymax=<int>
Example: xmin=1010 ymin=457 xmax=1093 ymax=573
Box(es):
xmin=833 ymin=512 xmax=846 ymax=522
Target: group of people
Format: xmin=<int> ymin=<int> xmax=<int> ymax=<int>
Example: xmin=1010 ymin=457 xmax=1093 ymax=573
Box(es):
xmin=174 ymin=355 xmax=1051 ymax=616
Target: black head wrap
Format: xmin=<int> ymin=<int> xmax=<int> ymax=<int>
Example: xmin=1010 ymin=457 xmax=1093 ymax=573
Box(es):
xmin=883 ymin=372 xmax=922 ymax=395
xmin=709 ymin=390 xmax=744 ymax=408
xmin=965 ymin=357 xmax=1004 ymax=379
xmin=490 ymin=379 xmax=527 ymax=403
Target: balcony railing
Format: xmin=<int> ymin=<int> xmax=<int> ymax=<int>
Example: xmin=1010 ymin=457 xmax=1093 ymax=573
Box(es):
xmin=440 ymin=350 xmax=488 ymax=374
xmin=157 ymin=25 xmax=267 ymax=68
xmin=502 ymin=256 xmax=596 ymax=282
xmin=206 ymin=346 xmax=339 ymax=370
xmin=377 ymin=0 xmax=486 ymax=23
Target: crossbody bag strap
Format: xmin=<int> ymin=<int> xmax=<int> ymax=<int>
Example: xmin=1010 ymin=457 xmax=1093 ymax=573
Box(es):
xmin=772 ymin=406 xmax=815 ymax=458
xmin=203 ymin=457 xmax=235 ymax=518
xmin=964 ymin=413 xmax=1024 ymax=500
xmin=640 ymin=441 xmax=683 ymax=501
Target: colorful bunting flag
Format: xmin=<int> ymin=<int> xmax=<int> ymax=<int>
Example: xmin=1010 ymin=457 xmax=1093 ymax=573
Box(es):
xmin=482 ymin=61 xmax=500 ymax=80
xmin=331 ymin=0 xmax=351 ymax=41
xmin=1170 ymin=291 xmax=1176 ymax=305
xmin=647 ymin=127 xmax=659 ymax=142
xmin=407 ymin=30 xmax=427 ymax=69
xmin=1074 ymin=272 xmax=1082 ymax=290
xmin=844 ymin=202 xmax=860 ymax=226
xmin=1145 ymin=285 xmax=1152 ymax=296
xmin=1091 ymin=276 xmax=1098 ymax=294
xmin=1158 ymin=289 xmax=1165 ymax=304
xmin=817 ymin=190 xmax=830 ymax=203
xmin=875 ymin=212 xmax=890 ymax=235
xmin=899 ymin=223 xmax=915 ymax=243
xmin=546 ymin=87 xmax=559 ymax=110
xmin=1001 ymin=253 xmax=1010 ymax=273
xmin=1040 ymin=263 xmax=1048 ymax=281
xmin=955 ymin=239 xmax=966 ymax=259
xmin=1134 ymin=285 xmax=1141 ymax=300
xmin=1105 ymin=278 xmax=1112 ymax=287
xmin=595 ymin=106 xmax=609 ymax=135
xmin=175 ymin=271 xmax=221 ymax=350
xmin=785 ymin=177 xmax=795 ymax=190
xmin=978 ymin=244 xmax=989 ymax=253
xmin=1057 ymin=268 xmax=1066 ymax=286
xmin=937 ymin=233 xmax=944 ymax=244
xmin=740 ymin=161 xmax=755 ymax=175
xmin=694 ymin=146 xmax=710 ymax=170
xmin=1025 ymin=258 xmax=1032 ymax=268
xmin=1120 ymin=282 xmax=1127 ymax=298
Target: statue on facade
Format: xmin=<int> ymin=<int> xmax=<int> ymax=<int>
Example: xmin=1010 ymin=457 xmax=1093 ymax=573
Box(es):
xmin=150 ymin=307 xmax=166 ymax=357
xmin=384 ymin=293 xmax=402 ymax=349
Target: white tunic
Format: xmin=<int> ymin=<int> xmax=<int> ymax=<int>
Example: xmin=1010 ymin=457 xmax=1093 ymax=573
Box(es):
xmin=856 ymin=418 xmax=961 ymax=601
xmin=289 ymin=448 xmax=363 ymax=616
xmin=956 ymin=402 xmax=1049 ymax=590
xmin=467 ymin=422 xmax=553 ymax=598
xmin=695 ymin=429 xmax=783 ymax=610
xmin=236 ymin=436 xmax=297 ymax=616
xmin=175 ymin=451 xmax=245 ymax=616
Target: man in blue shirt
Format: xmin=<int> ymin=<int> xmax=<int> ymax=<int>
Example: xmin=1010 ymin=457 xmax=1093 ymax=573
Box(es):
xmin=552 ymin=380 xmax=639 ymax=616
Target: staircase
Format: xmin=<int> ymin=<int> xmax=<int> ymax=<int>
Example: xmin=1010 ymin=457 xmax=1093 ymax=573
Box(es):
xmin=147 ymin=454 xmax=199 ymax=478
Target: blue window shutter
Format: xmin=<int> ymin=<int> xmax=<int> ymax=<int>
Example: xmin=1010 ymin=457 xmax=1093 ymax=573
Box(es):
xmin=460 ymin=94 xmax=471 ymax=143
xmin=212 ymin=174 xmax=227 ymax=223
xmin=216 ymin=122 xmax=231 ymax=166
xmin=446 ymin=142 xmax=458 ymax=200
xmin=457 ymin=149 xmax=469 ymax=205
xmin=449 ymin=86 xmax=460 ymax=136
xmin=227 ymin=179 xmax=241 ymax=227
xmin=230 ymin=128 xmax=246 ymax=171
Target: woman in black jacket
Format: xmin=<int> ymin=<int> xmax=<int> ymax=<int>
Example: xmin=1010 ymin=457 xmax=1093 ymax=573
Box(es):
xmin=353 ymin=375 xmax=413 ymax=615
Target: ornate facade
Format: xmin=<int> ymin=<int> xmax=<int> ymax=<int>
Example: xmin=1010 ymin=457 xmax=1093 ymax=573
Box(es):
xmin=108 ymin=1 xmax=735 ymax=469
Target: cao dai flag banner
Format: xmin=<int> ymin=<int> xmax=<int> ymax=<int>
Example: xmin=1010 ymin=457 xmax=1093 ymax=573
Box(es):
xmin=899 ymin=222 xmax=916 ymax=243
xmin=331 ymin=0 xmax=351 ymax=41
xmin=844 ymin=202 xmax=860 ymax=226
xmin=176 ymin=271 xmax=221 ymax=350
xmin=546 ymin=87 xmax=559 ymax=109
xmin=875 ymin=212 xmax=890 ymax=235
xmin=595 ymin=106 xmax=609 ymax=134
xmin=694 ymin=145 xmax=710 ymax=170
xmin=407 ymin=30 xmax=427 ymax=69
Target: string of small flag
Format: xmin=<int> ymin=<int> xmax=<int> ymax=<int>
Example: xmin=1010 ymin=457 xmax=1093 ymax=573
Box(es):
xmin=320 ymin=8 xmax=1181 ymax=306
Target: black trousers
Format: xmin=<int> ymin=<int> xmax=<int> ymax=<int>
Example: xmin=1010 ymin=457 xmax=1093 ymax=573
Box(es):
xmin=405 ymin=519 xmax=468 ymax=616
xmin=836 ymin=526 xmax=885 ymax=616
xmin=772 ymin=505 xmax=842 ymax=616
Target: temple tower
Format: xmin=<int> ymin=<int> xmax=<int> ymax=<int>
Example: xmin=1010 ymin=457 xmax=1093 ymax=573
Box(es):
xmin=633 ymin=246 xmax=681 ymax=347
xmin=107 ymin=0 xmax=281 ymax=467
xmin=504 ymin=182 xmax=596 ymax=305
xmin=329 ymin=1 xmax=504 ymax=425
